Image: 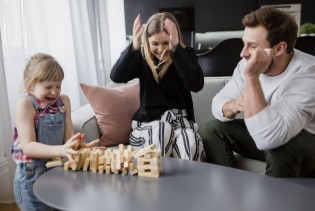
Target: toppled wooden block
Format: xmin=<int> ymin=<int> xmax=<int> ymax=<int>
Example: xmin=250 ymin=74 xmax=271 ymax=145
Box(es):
xmin=133 ymin=144 xmax=156 ymax=158
xmin=63 ymin=144 xmax=162 ymax=178
xmin=46 ymin=157 xmax=63 ymax=168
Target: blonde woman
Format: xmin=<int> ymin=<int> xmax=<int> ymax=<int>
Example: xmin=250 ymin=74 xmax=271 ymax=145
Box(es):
xmin=111 ymin=12 xmax=205 ymax=161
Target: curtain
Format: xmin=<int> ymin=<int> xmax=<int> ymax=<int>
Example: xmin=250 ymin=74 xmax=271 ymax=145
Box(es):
xmin=1 ymin=0 xmax=107 ymax=118
xmin=0 ymin=0 xmax=23 ymax=203
xmin=0 ymin=31 xmax=15 ymax=203
xmin=0 ymin=0 xmax=126 ymax=203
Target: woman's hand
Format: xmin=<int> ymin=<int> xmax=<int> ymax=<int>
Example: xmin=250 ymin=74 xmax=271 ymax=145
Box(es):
xmin=132 ymin=14 xmax=143 ymax=51
xmin=164 ymin=18 xmax=179 ymax=52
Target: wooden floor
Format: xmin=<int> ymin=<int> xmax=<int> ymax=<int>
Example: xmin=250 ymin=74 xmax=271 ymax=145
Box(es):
xmin=0 ymin=203 xmax=19 ymax=211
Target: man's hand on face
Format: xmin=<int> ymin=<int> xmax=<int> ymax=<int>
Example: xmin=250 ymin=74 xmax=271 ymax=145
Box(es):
xmin=244 ymin=47 xmax=274 ymax=78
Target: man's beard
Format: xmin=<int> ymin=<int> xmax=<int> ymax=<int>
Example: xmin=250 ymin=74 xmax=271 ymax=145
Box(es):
xmin=263 ymin=59 xmax=274 ymax=74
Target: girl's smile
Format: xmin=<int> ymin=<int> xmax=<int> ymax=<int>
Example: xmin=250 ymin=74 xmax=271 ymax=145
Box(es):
xmin=148 ymin=32 xmax=170 ymax=61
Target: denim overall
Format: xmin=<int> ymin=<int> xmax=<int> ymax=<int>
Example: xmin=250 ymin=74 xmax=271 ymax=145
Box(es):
xmin=13 ymin=95 xmax=65 ymax=211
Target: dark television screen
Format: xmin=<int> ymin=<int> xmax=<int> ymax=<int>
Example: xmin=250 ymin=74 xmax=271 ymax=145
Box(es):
xmin=159 ymin=7 xmax=195 ymax=31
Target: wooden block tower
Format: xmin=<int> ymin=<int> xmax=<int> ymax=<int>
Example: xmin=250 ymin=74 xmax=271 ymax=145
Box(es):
xmin=133 ymin=144 xmax=162 ymax=178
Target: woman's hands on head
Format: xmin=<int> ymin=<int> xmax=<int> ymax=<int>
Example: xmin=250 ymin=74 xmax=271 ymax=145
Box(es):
xmin=164 ymin=18 xmax=179 ymax=52
xmin=132 ymin=14 xmax=144 ymax=51
xmin=132 ymin=14 xmax=180 ymax=52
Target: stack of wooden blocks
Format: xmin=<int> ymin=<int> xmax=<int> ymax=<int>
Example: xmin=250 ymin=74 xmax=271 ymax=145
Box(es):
xmin=47 ymin=144 xmax=162 ymax=178
xmin=133 ymin=144 xmax=162 ymax=178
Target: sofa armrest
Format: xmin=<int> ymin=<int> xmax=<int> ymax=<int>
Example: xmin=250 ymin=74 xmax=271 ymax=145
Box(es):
xmin=71 ymin=104 xmax=100 ymax=142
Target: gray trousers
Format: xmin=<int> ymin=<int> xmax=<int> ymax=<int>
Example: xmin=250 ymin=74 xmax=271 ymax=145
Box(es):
xmin=199 ymin=119 xmax=315 ymax=177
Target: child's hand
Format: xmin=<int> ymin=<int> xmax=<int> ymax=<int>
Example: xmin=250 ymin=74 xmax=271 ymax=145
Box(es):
xmin=132 ymin=14 xmax=143 ymax=51
xmin=84 ymin=139 xmax=102 ymax=148
xmin=61 ymin=133 xmax=82 ymax=162
xmin=164 ymin=18 xmax=179 ymax=52
xmin=72 ymin=134 xmax=102 ymax=149
xmin=72 ymin=133 xmax=85 ymax=150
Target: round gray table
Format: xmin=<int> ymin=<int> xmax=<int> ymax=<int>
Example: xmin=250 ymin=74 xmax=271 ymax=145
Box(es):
xmin=34 ymin=157 xmax=315 ymax=211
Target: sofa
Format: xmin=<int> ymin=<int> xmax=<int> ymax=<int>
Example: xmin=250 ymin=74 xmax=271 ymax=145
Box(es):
xmin=72 ymin=77 xmax=266 ymax=174
xmin=194 ymin=30 xmax=244 ymax=50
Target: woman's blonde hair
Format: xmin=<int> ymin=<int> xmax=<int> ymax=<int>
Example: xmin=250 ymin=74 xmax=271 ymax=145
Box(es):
xmin=141 ymin=12 xmax=185 ymax=83
xmin=23 ymin=53 xmax=64 ymax=92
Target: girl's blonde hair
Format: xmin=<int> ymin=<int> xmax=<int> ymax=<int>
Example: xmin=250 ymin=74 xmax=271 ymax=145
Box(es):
xmin=141 ymin=12 xmax=185 ymax=83
xmin=23 ymin=53 xmax=64 ymax=92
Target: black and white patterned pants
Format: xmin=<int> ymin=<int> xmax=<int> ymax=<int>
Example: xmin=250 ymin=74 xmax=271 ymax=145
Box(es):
xmin=130 ymin=109 xmax=205 ymax=161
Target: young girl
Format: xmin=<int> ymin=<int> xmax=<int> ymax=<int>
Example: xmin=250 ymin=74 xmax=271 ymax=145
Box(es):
xmin=12 ymin=53 xmax=98 ymax=210
xmin=111 ymin=12 xmax=205 ymax=161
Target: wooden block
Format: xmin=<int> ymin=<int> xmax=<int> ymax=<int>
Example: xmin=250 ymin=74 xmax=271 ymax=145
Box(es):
xmin=151 ymin=169 xmax=159 ymax=174
xmin=120 ymin=155 xmax=125 ymax=163
xmin=116 ymin=154 xmax=121 ymax=170
xmin=119 ymin=144 xmax=124 ymax=154
xmin=98 ymin=166 xmax=104 ymax=174
xmin=138 ymin=172 xmax=160 ymax=178
xmin=71 ymin=161 xmax=78 ymax=171
xmin=130 ymin=167 xmax=138 ymax=175
xmin=133 ymin=144 xmax=156 ymax=158
xmin=149 ymin=150 xmax=161 ymax=157
xmin=105 ymin=156 xmax=111 ymax=165
xmin=137 ymin=165 xmax=160 ymax=170
xmin=105 ymin=149 xmax=111 ymax=156
xmin=137 ymin=168 xmax=145 ymax=173
xmin=124 ymin=150 xmax=129 ymax=160
xmin=122 ymin=168 xmax=128 ymax=175
xmin=64 ymin=161 xmax=71 ymax=170
xmin=137 ymin=157 xmax=159 ymax=166
xmin=77 ymin=149 xmax=89 ymax=170
xmin=144 ymin=153 xmax=152 ymax=159
xmin=129 ymin=162 xmax=135 ymax=171
xmin=90 ymin=150 xmax=101 ymax=172
xmin=126 ymin=150 xmax=137 ymax=161
xmin=99 ymin=156 xmax=105 ymax=165
xmin=105 ymin=166 xmax=111 ymax=174
xmin=83 ymin=158 xmax=90 ymax=171
xmin=111 ymin=161 xmax=116 ymax=173
xmin=46 ymin=158 xmax=63 ymax=168
xmin=127 ymin=145 xmax=132 ymax=152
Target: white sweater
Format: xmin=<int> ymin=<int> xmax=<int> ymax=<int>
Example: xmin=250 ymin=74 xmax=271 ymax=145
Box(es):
xmin=212 ymin=49 xmax=315 ymax=150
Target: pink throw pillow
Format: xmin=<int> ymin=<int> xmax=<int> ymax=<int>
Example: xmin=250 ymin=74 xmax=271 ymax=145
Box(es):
xmin=80 ymin=82 xmax=140 ymax=146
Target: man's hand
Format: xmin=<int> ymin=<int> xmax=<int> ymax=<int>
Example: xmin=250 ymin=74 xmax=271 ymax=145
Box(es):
xmin=231 ymin=95 xmax=245 ymax=114
xmin=244 ymin=48 xmax=273 ymax=78
xmin=223 ymin=95 xmax=244 ymax=119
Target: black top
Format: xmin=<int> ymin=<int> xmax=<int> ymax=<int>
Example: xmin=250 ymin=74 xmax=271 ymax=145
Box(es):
xmin=110 ymin=44 xmax=204 ymax=122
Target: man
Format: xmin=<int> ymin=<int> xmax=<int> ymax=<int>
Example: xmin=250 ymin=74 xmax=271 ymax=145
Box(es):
xmin=199 ymin=7 xmax=315 ymax=177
